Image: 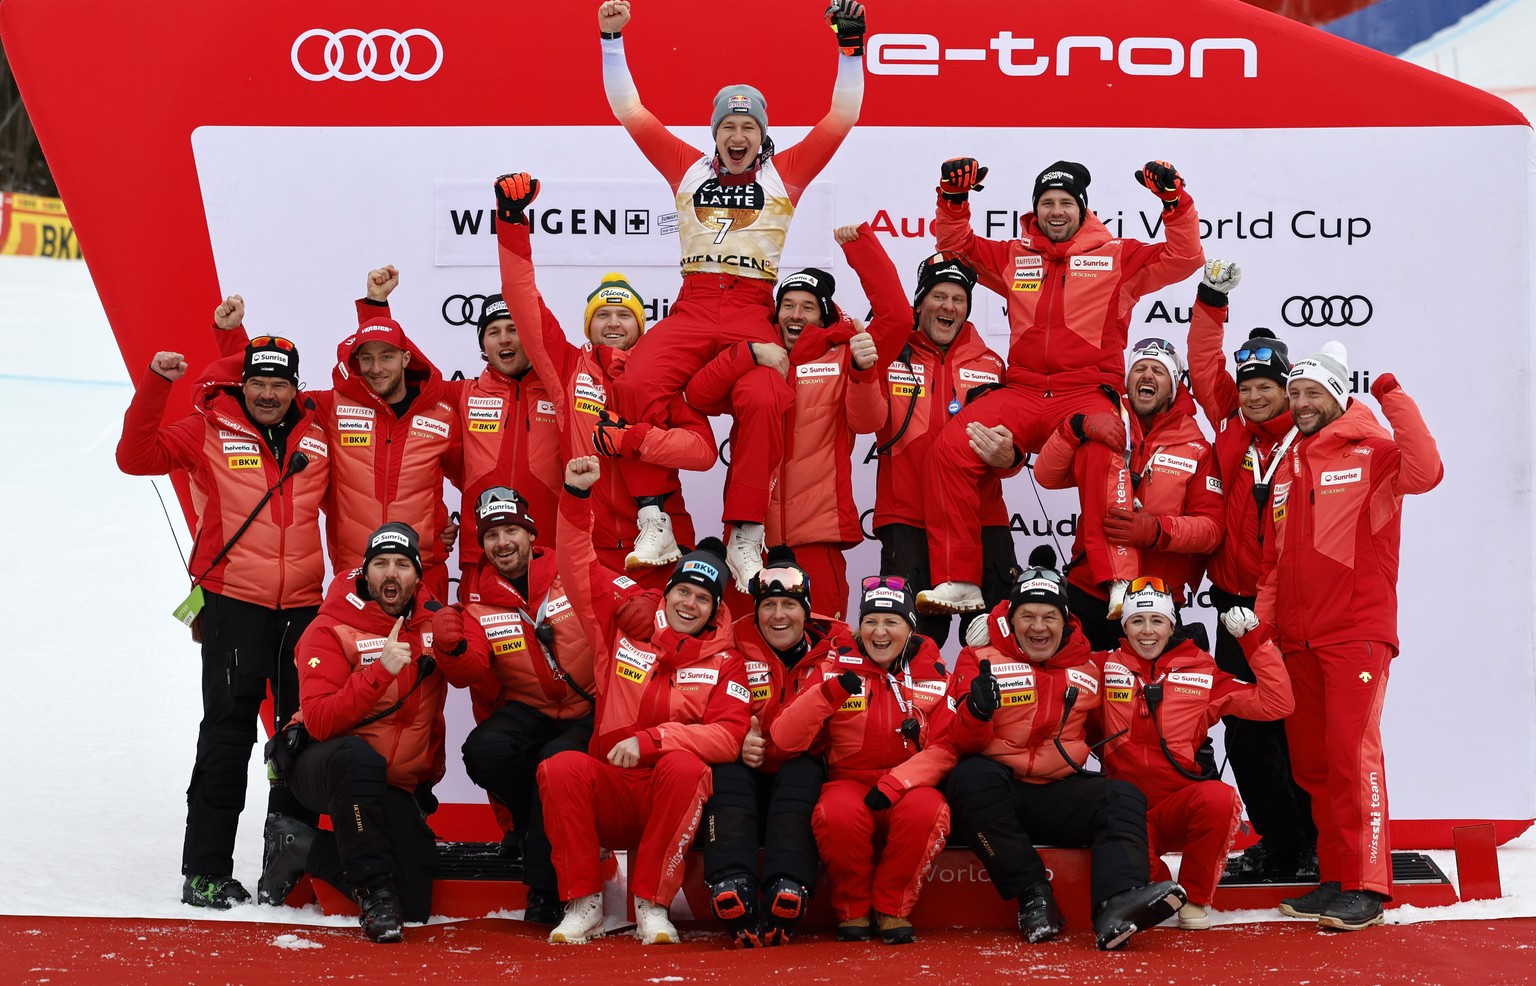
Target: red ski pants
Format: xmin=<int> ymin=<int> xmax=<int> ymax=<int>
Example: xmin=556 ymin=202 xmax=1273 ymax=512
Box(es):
xmin=926 ymin=382 xmax=1134 ymax=585
xmin=1146 ymin=781 xmax=1242 ymax=906
xmin=609 ymin=274 xmax=790 ymax=525
xmin=1284 ymin=641 xmax=1394 ymax=897
xmin=812 ymin=780 xmax=950 ymax=920
xmin=535 ymin=749 xmax=712 ymax=904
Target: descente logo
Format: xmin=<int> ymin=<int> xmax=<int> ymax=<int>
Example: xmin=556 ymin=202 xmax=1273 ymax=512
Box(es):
xmin=867 ymin=33 xmax=1257 ymax=79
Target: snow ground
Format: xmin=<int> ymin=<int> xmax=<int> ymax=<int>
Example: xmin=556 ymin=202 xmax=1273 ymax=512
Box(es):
xmin=1399 ymin=0 xmax=1536 ymax=119
xmin=1 ymin=253 xmax=1532 ymax=929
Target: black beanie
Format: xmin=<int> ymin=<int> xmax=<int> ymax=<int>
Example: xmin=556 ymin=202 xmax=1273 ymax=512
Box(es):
xmin=243 ymin=336 xmax=299 ymax=385
xmin=1235 ymin=327 xmax=1292 ymax=387
xmin=858 ymin=576 xmax=918 ymax=630
xmin=750 ymin=544 xmax=813 ymax=615
xmin=775 ymin=268 xmax=837 ymax=328
xmin=667 ymin=537 xmax=729 ymax=608
xmin=363 ymin=521 xmax=423 ymax=575
xmin=1032 ymin=160 xmax=1091 ymax=214
xmin=477 ymin=293 xmax=511 ymax=348
xmin=912 ymin=253 xmax=977 ymax=321
xmin=1009 ymin=545 xmax=1069 ymax=619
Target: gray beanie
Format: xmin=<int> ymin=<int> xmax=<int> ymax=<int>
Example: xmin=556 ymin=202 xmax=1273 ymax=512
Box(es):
xmin=711 ymin=84 xmax=768 ymax=136
xmin=1288 ymin=340 xmax=1350 ymax=407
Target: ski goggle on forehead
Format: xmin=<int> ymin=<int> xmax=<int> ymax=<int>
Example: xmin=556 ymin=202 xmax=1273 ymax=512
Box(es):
xmin=248 ymin=336 xmax=296 ymax=350
xmin=1016 ymin=566 xmax=1065 ymax=588
xmin=1131 ymin=337 xmax=1178 ymax=358
xmin=862 ymin=575 xmax=911 ymax=592
xmin=1128 ymin=576 xmax=1172 ymax=595
xmin=1234 ymin=346 xmax=1278 ymax=363
xmin=475 ymin=486 xmax=527 ymax=512
xmin=752 ymin=566 xmax=807 ymax=595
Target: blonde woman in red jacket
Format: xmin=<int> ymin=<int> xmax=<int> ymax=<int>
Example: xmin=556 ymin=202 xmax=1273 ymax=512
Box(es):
xmin=1098 ymin=578 xmax=1293 ymax=931
xmin=770 ymin=578 xmax=950 ymax=945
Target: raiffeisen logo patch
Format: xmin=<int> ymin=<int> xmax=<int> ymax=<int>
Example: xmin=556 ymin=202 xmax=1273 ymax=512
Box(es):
xmin=867 ymin=32 xmax=1257 ymax=79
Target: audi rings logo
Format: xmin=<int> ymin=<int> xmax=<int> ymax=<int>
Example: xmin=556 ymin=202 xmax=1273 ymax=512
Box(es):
xmin=1282 ymin=295 xmax=1373 ymax=328
xmin=442 ymin=294 xmax=490 ymax=327
xmin=292 ymin=29 xmax=443 ymax=82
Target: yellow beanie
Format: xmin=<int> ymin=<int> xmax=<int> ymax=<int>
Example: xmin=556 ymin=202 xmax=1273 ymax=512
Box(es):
xmin=582 ymin=273 xmax=647 ymax=342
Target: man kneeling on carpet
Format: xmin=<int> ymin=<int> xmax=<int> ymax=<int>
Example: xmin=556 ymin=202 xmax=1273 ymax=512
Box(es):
xmin=258 ymin=522 xmax=446 ymax=944
xmin=540 ymin=455 xmax=752 ymax=945
xmin=769 ymin=577 xmax=952 ymax=945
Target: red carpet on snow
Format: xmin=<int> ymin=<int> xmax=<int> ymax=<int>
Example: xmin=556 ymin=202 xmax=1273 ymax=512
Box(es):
xmin=4 ymin=915 xmax=1536 ymax=985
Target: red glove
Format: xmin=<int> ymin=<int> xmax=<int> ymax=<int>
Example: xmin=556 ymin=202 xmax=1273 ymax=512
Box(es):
xmin=618 ymin=421 xmax=654 ymax=457
xmin=1134 ymin=160 xmax=1184 ymax=205
xmin=1370 ymin=372 xmax=1400 ymax=400
xmin=494 ymin=172 xmax=540 ymax=225
xmin=1067 ymin=412 xmax=1126 ymax=449
xmin=432 ymin=604 xmax=467 ymax=657
xmin=938 ymin=157 xmax=988 ymax=202
xmin=1103 ymin=507 xmax=1161 ymax=547
xmin=615 ymin=589 xmax=662 ymax=639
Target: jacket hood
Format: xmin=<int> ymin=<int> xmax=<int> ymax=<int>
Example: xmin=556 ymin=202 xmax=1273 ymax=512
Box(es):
xmin=318 ymin=567 xmax=439 ymax=634
xmin=1242 ymin=407 xmax=1296 ymax=442
xmin=972 ymin=601 xmax=1089 ymax=669
xmin=333 ymin=318 xmax=446 ymax=403
xmin=1307 ymin=397 xmax=1390 ymax=448
xmin=191 ymin=353 xmax=311 ymax=435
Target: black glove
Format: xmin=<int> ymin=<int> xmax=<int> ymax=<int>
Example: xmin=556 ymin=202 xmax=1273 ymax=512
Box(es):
xmin=863 ymin=785 xmax=892 ymax=812
xmin=826 ymin=0 xmax=866 ymax=56
xmin=1133 ymin=160 xmax=1183 ymax=209
xmin=835 ymin=670 xmax=862 ymax=696
xmin=966 ymin=659 xmax=1001 ymax=721
xmin=939 ymin=157 xmax=988 ymax=203
xmin=592 ymin=409 xmax=629 ymax=458
xmin=494 ymin=172 xmax=540 ymax=225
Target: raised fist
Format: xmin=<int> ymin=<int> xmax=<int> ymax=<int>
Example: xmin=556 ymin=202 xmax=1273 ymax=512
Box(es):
xmin=564 ymin=455 xmax=602 ymax=491
xmin=366 ymin=265 xmax=400 ymax=303
xmin=151 ymin=351 xmax=189 ymax=382
xmin=1369 ymin=372 xmax=1400 ymax=400
xmin=825 ymin=0 xmax=866 ymax=56
xmin=1202 ymin=260 xmax=1241 ymax=295
xmin=213 ymin=294 xmax=244 ymax=330
xmin=939 ymin=157 xmax=988 ymax=200
xmin=1135 ymin=161 xmax=1184 ymax=204
xmin=597 ymin=1 xmax=631 ymax=34
xmin=494 ymin=172 xmax=540 ymax=226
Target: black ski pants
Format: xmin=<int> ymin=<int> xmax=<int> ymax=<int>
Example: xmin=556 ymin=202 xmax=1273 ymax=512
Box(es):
xmin=288 ymin=735 xmax=436 ymax=921
xmin=946 ymin=755 xmax=1149 ymax=908
xmin=183 ymin=590 xmax=317 ymax=877
xmin=702 ymin=756 xmax=825 ymax=890
xmin=461 ymin=704 xmax=593 ymax=842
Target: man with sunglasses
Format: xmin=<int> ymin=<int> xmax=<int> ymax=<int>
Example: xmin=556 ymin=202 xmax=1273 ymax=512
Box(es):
xmin=687 ymin=222 xmax=908 ymax=616
xmin=212 ymin=295 xmax=464 ymax=599
xmin=916 ymin=158 xmax=1204 ymax=619
xmin=872 ymin=252 xmax=1015 ymax=646
xmin=1185 ymin=260 xmax=1317 ymax=882
xmin=901 ymin=546 xmax=1186 ymax=949
xmin=1233 ymin=344 xmax=1441 ymax=931
xmin=1032 ymin=337 xmax=1222 ymax=650
xmin=701 ymin=546 xmax=847 ymax=946
xmin=117 ymin=315 xmax=332 ymax=910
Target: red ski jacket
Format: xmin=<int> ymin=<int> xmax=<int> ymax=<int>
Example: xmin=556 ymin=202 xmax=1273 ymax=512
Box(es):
xmin=1186 ymin=293 xmax=1297 ymax=596
xmin=1258 ymin=392 xmax=1442 ymax=653
xmin=1098 ymin=635 xmax=1292 ymax=804
xmin=441 ymin=548 xmax=595 ymax=721
xmin=1036 ymin=386 xmax=1223 ymax=603
xmin=556 ymin=487 xmax=751 ymax=765
xmin=872 ymin=321 xmax=1007 ymax=530
xmin=295 ymin=573 xmax=446 ymax=791
xmin=932 ymin=190 xmax=1203 ymax=388
xmin=116 ymin=356 xmax=332 ymax=609
xmin=769 ymin=628 xmax=951 ymax=795
xmin=729 ymin=612 xmax=849 ymax=771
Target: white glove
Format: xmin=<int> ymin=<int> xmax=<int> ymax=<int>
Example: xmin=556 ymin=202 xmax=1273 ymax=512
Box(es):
xmin=1220 ymin=606 xmax=1259 ymax=639
xmin=1202 ymin=260 xmax=1242 ymax=294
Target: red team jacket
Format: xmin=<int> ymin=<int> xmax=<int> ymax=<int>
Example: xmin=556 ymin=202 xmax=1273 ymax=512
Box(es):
xmin=556 ymin=488 xmax=751 ymax=765
xmin=1259 ymin=393 xmax=1442 ymax=653
xmin=770 ymin=629 xmax=951 ymax=796
xmin=932 ymin=191 xmax=1203 ymax=387
xmin=872 ymin=320 xmax=1007 ymax=530
xmin=442 ymin=548 xmax=595 ymax=722
xmin=295 ymin=573 xmax=447 ymax=791
xmin=116 ymin=355 xmax=333 ymax=609
xmin=730 ymin=613 xmax=850 ymax=772
xmin=1098 ymin=635 xmax=1294 ymax=803
xmin=1035 ymin=386 xmax=1224 ymax=603
xmin=1185 ymin=294 xmax=1297 ymax=596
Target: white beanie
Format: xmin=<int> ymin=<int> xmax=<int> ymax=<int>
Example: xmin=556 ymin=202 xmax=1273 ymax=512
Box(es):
xmin=1288 ymin=340 xmax=1350 ymax=408
xmin=1120 ymin=580 xmax=1177 ymax=627
xmin=1127 ymin=337 xmax=1185 ymax=387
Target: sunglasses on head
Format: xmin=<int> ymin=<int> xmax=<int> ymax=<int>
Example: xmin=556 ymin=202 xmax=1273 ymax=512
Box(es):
xmin=753 ymin=566 xmax=807 ymax=594
xmin=1016 ymin=566 xmax=1064 ymax=587
xmin=862 ymin=575 xmax=911 ymax=593
xmin=1234 ymin=346 xmax=1277 ymax=364
xmin=249 ymin=336 xmax=296 ymax=350
xmin=1127 ymin=576 xmax=1172 ymax=594
xmin=1131 ymin=337 xmax=1177 ymax=357
xmin=476 ymin=486 xmax=527 ymax=512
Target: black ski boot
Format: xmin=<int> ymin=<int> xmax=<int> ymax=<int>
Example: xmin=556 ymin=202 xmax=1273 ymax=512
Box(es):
xmin=1017 ymin=880 xmax=1065 ymax=943
xmin=356 ymin=885 xmax=404 ymax=943
xmin=1279 ymin=881 xmax=1343 ymax=919
xmin=182 ymin=874 xmax=251 ymax=910
xmin=1093 ymin=880 xmax=1186 ymax=950
xmin=257 ymin=813 xmax=316 ymax=905
xmin=707 ymin=873 xmax=762 ymax=948
xmin=761 ymin=877 xmax=811 ymax=946
xmin=522 ymin=885 xmax=564 ymax=926
xmin=1318 ymin=889 xmax=1385 ymax=931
